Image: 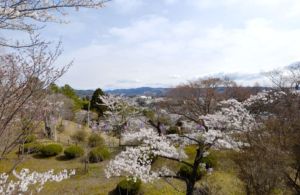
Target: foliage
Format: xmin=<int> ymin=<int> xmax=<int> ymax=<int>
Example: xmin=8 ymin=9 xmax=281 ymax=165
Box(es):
xmin=89 ymin=147 xmax=110 ymax=163
xmin=90 ymin=88 xmax=106 ymax=117
xmin=40 ymin=144 xmax=63 ymax=157
xmin=178 ymin=164 xmax=204 ymax=181
xmin=201 ymin=154 xmax=217 ymax=169
xmin=116 ymin=178 xmax=141 ymax=195
xmin=64 ymin=145 xmax=84 ymax=159
xmin=50 ymin=84 xmax=87 ymax=111
xmin=105 ymin=128 xmax=185 ymax=182
xmin=23 ymin=142 xmax=42 ymax=154
xmin=88 ymin=133 xmax=105 ymax=148
xmin=71 ymin=130 xmax=87 ymax=143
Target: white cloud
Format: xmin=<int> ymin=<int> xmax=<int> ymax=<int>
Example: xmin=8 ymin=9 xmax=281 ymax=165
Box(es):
xmin=55 ymin=0 xmax=300 ymax=89
xmin=59 ymin=14 xmax=300 ymax=88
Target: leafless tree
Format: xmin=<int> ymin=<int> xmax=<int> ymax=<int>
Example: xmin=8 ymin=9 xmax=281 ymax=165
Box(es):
xmin=264 ymin=63 xmax=300 ymax=90
xmin=0 ymin=0 xmax=108 ymax=47
xmin=234 ymin=80 xmax=300 ymax=194
xmin=0 ymin=40 xmax=69 ymax=159
xmin=165 ymin=77 xmax=224 ymax=126
xmin=0 ymin=0 xmax=108 ymax=159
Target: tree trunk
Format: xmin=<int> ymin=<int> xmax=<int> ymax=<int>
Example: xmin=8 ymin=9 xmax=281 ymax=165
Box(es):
xmin=186 ymin=180 xmax=195 ymax=195
xmin=44 ymin=117 xmax=52 ymax=138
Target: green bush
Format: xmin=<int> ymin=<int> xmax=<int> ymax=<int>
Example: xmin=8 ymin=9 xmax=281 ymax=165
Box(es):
xmin=178 ymin=164 xmax=204 ymax=180
xmin=23 ymin=142 xmax=41 ymax=154
xmin=88 ymin=133 xmax=104 ymax=148
xmin=24 ymin=134 xmax=36 ymax=143
xmin=201 ymin=154 xmax=217 ymax=169
xmin=116 ymin=178 xmax=141 ymax=195
xmin=40 ymin=143 xmax=63 ymax=157
xmin=71 ymin=130 xmax=87 ymax=143
xmin=88 ymin=146 xmax=110 ymax=163
xmin=64 ymin=145 xmax=84 ymax=159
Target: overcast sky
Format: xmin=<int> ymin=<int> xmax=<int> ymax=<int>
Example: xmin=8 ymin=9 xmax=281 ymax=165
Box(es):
xmin=51 ymin=0 xmax=300 ymax=89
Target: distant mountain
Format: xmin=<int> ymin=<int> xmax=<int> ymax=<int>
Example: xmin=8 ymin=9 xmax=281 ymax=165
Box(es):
xmin=75 ymin=87 xmax=171 ymax=97
xmin=105 ymin=87 xmax=170 ymax=96
xmin=75 ymin=86 xmax=270 ymax=98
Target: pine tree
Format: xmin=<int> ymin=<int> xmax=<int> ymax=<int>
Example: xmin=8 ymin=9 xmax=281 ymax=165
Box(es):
xmin=90 ymin=88 xmax=107 ymax=117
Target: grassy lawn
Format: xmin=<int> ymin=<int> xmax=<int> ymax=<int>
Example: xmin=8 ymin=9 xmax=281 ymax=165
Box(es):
xmin=0 ymin=121 xmax=246 ymax=194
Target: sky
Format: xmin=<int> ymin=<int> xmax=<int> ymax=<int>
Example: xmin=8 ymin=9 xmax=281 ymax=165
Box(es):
xmin=49 ymin=0 xmax=300 ymax=89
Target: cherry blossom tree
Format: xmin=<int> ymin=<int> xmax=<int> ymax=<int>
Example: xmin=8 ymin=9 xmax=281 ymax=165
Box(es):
xmin=100 ymin=95 xmax=140 ymax=145
xmin=0 ymin=0 xmax=108 ymax=47
xmin=105 ymin=128 xmax=220 ymax=195
xmin=0 ymin=168 xmax=75 ymax=195
xmin=0 ymin=0 xmax=108 ymax=160
xmin=0 ymin=42 xmax=69 ymax=159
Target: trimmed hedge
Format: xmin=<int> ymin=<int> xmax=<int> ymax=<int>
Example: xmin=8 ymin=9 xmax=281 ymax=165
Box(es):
xmin=116 ymin=179 xmax=141 ymax=195
xmin=40 ymin=143 xmax=63 ymax=157
xmin=88 ymin=147 xmax=110 ymax=163
xmin=23 ymin=142 xmax=41 ymax=154
xmin=64 ymin=145 xmax=84 ymax=159
xmin=88 ymin=133 xmax=104 ymax=148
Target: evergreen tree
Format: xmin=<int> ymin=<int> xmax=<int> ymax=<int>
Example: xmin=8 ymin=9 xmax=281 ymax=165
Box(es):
xmin=90 ymin=88 xmax=107 ymax=117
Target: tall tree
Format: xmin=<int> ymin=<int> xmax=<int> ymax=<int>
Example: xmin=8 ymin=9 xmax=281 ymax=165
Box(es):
xmin=90 ymin=88 xmax=106 ymax=117
xmin=0 ymin=0 xmax=108 ymax=160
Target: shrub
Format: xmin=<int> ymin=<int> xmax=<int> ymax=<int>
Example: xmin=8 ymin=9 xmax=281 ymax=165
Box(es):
xmin=23 ymin=142 xmax=41 ymax=154
xmin=88 ymin=146 xmax=110 ymax=163
xmin=116 ymin=178 xmax=141 ymax=195
xmin=88 ymin=133 xmax=104 ymax=148
xmin=178 ymin=164 xmax=204 ymax=180
xmin=201 ymin=154 xmax=217 ymax=169
xmin=24 ymin=134 xmax=36 ymax=143
xmin=40 ymin=143 xmax=63 ymax=157
xmin=71 ymin=130 xmax=87 ymax=143
xmin=64 ymin=145 xmax=84 ymax=159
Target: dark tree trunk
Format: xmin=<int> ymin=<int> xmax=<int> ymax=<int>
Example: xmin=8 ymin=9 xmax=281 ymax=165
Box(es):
xmin=148 ymin=120 xmax=162 ymax=136
xmin=44 ymin=117 xmax=52 ymax=138
xmin=186 ymin=147 xmax=203 ymax=195
xmin=186 ymin=180 xmax=196 ymax=195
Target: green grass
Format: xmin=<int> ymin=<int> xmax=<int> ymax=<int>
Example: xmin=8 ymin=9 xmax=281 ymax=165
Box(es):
xmin=0 ymin=120 xmax=247 ymax=194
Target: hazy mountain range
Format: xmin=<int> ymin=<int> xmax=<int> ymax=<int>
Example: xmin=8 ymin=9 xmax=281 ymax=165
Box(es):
xmin=75 ymin=86 xmax=270 ymax=98
xmin=75 ymin=87 xmax=170 ymax=97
